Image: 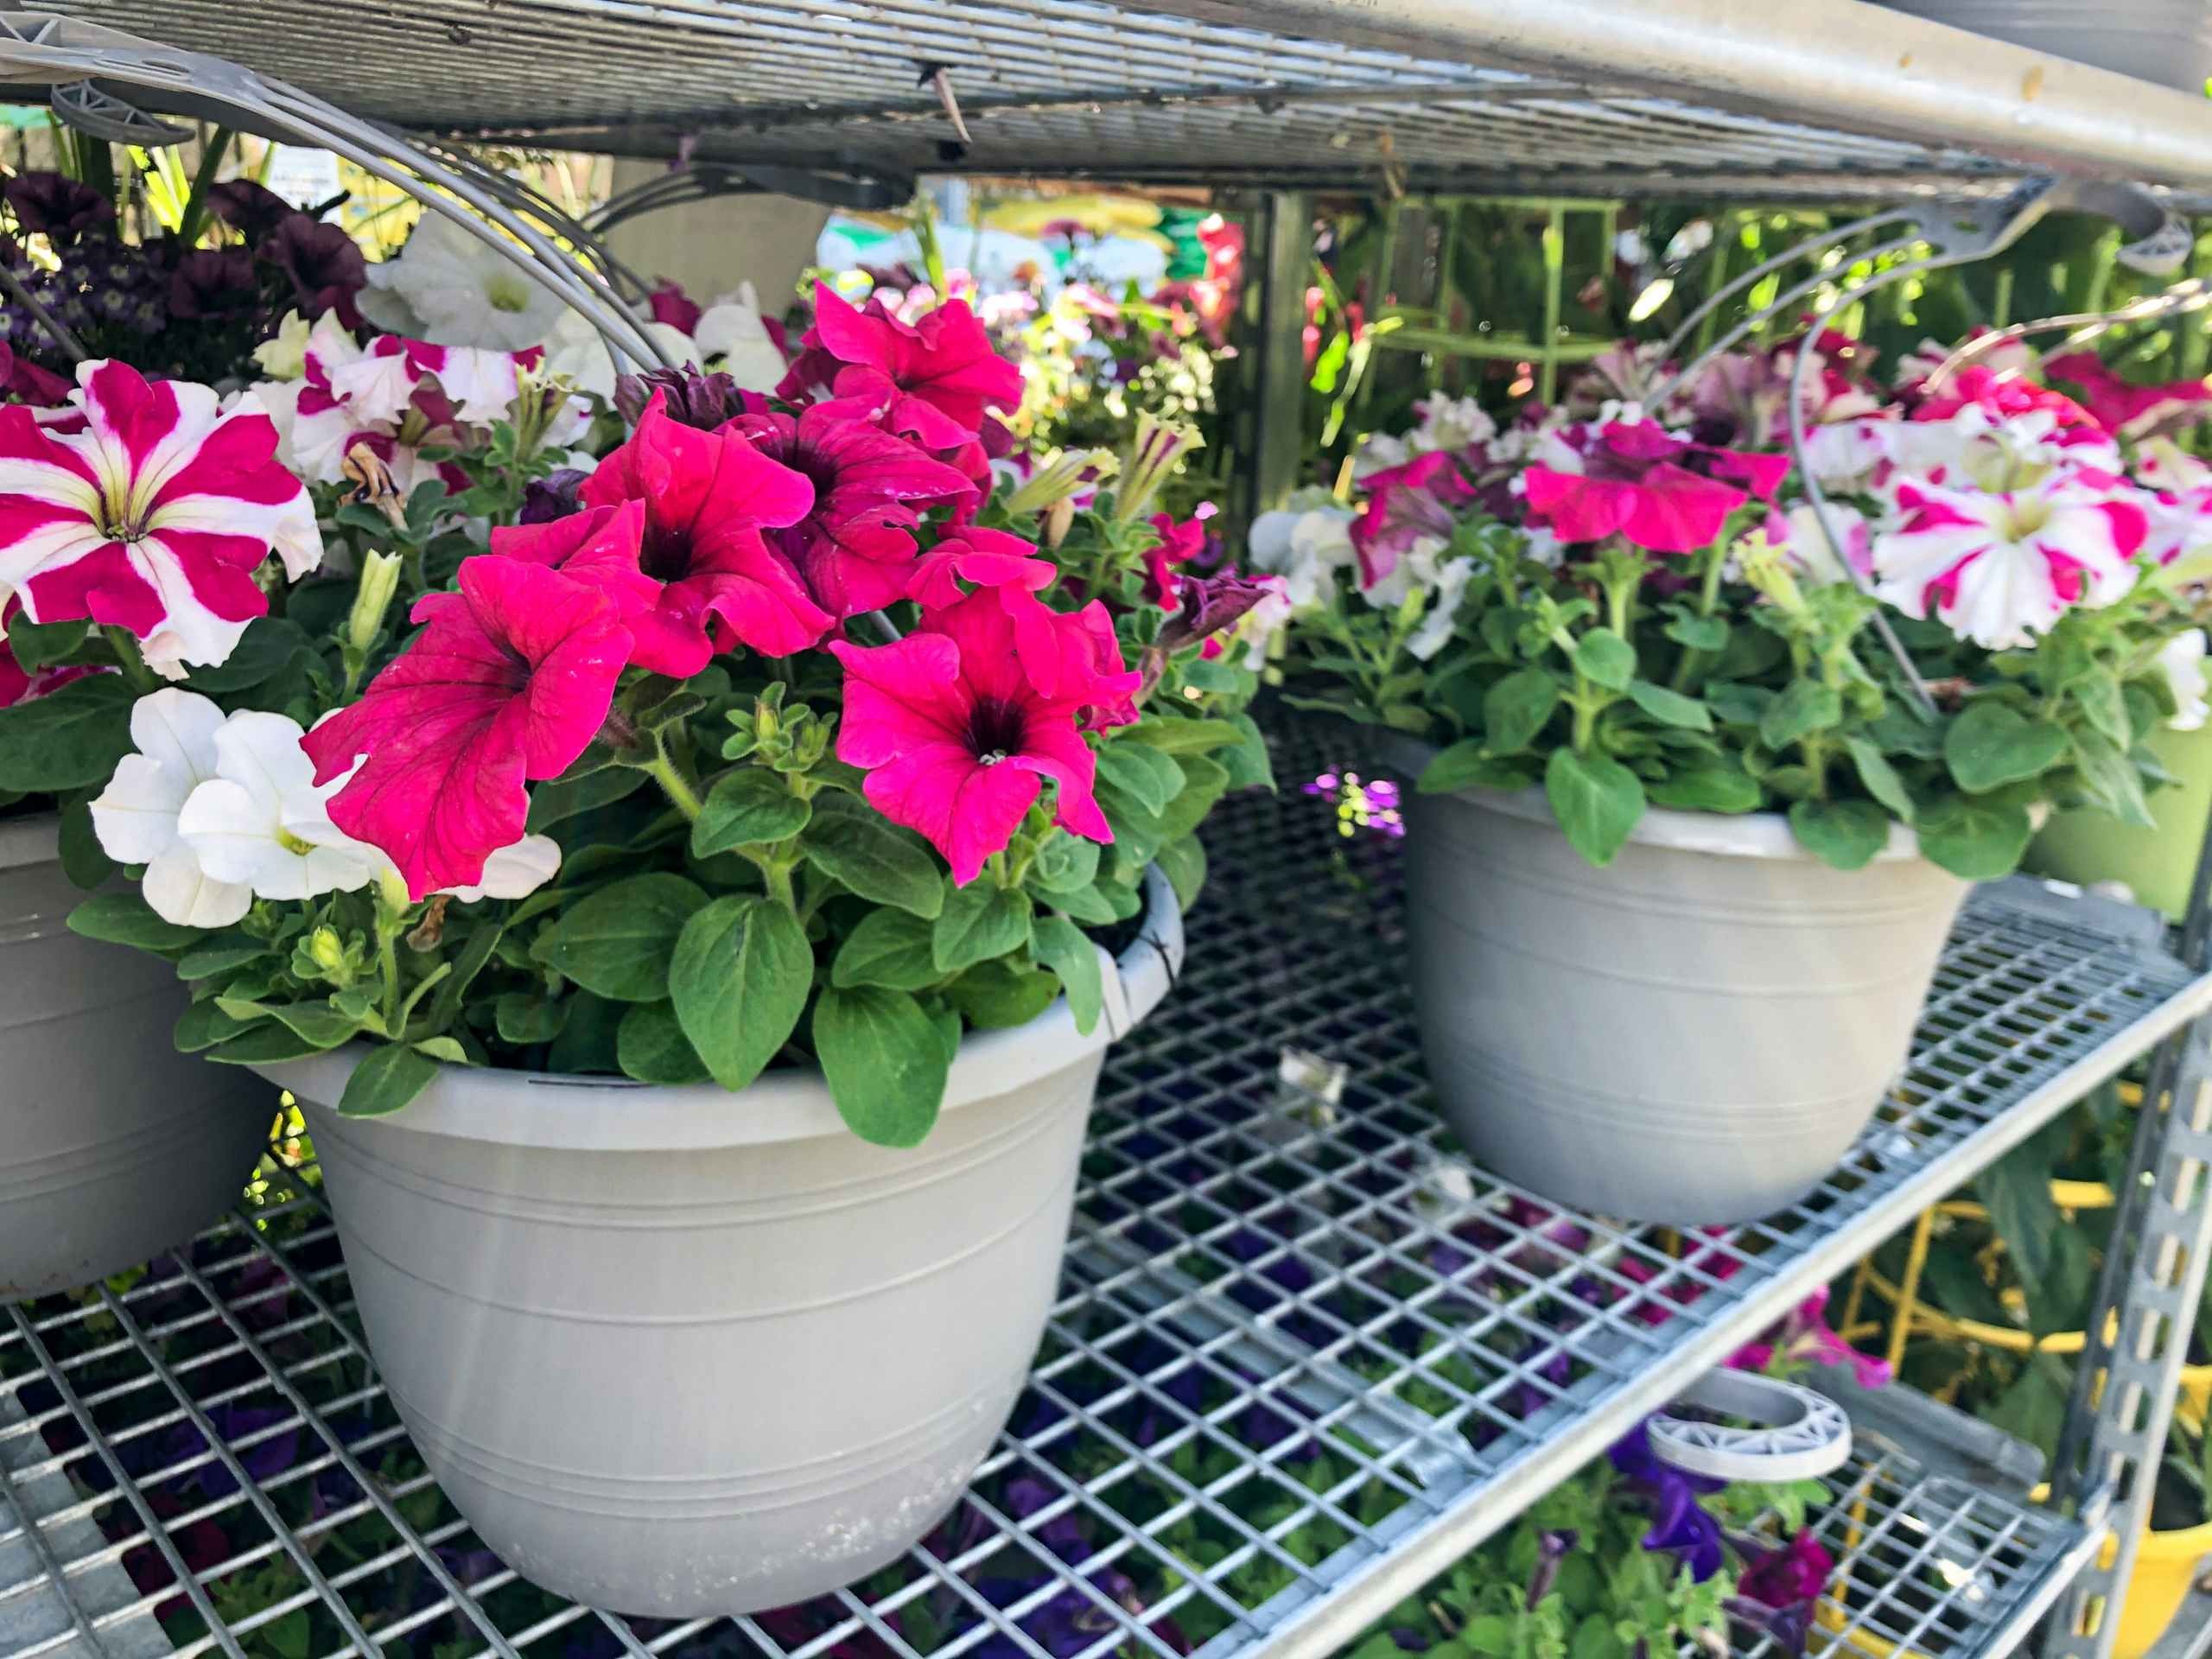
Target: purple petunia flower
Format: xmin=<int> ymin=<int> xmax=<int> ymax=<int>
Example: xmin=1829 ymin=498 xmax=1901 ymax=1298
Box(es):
xmin=168 ymin=247 xmax=259 ymax=321
xmin=4 ymin=171 xmax=114 ymax=241
xmin=207 ymin=180 xmax=297 ymax=246
xmin=259 ymin=214 xmax=365 ymax=327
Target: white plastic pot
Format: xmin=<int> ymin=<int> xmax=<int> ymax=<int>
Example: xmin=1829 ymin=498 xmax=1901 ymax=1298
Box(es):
xmin=1402 ymin=781 xmax=1967 ymax=1226
xmin=0 ymin=815 xmax=272 ymax=1301
xmin=253 ymin=869 xmax=1184 ymax=1618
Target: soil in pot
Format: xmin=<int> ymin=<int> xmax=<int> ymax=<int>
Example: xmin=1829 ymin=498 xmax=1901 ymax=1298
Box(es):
xmin=252 ymin=869 xmax=1185 ymax=1618
xmin=1402 ymin=779 xmax=1967 ymax=1226
xmin=1 ymin=815 xmax=274 ymax=1301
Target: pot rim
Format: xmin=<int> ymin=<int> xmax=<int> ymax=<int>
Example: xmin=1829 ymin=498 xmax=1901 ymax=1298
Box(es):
xmin=252 ymin=865 xmax=1185 ymax=1152
xmin=0 ymin=810 xmax=61 ymax=873
xmin=1382 ymin=734 xmax=1931 ymax=864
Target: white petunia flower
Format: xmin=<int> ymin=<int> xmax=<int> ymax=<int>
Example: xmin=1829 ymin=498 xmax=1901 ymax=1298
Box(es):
xmin=2159 ymin=631 xmax=2210 ymax=732
xmin=543 ymin=309 xmax=699 ymax=402
xmin=359 ymin=213 xmax=566 ymax=353
xmin=175 ymin=711 xmax=386 ymax=903
xmin=1249 ymin=502 xmax=1359 ymax=611
xmin=90 ymin=690 xmax=251 ymax=928
xmin=696 ymin=283 xmax=790 ymax=391
xmin=252 ymin=311 xmax=314 ymax=381
xmin=442 ymin=834 xmax=562 ymax=904
xmin=1406 ymin=556 xmax=1477 ymax=661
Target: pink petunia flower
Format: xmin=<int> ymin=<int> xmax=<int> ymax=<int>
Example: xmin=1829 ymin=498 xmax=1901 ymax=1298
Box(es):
xmin=1351 ymin=451 xmax=1471 ymax=587
xmin=1727 ymin=1287 xmax=1891 ymax=1391
xmin=728 ymin=404 xmax=976 ymax=619
xmin=302 ymin=555 xmax=631 ymax=899
xmin=1143 ymin=512 xmax=1208 ymax=610
xmin=829 ymin=588 xmax=1126 ymax=884
xmin=782 ymin=283 xmax=1024 ymax=448
xmin=1522 ymin=418 xmax=1786 ymax=554
xmin=2044 ymin=351 xmax=2212 ymax=441
xmin=488 ymin=499 xmax=662 ymax=622
xmin=1872 ymin=472 xmax=2147 ymax=648
xmin=906 ymin=524 xmax=1056 ymax=609
xmin=578 ymin=392 xmax=827 ymax=671
xmin=0 ymin=360 xmax=321 ymax=677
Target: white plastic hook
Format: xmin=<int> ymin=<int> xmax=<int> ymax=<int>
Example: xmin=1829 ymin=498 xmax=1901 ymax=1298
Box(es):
xmin=1647 ymin=1370 xmax=1853 ymax=1484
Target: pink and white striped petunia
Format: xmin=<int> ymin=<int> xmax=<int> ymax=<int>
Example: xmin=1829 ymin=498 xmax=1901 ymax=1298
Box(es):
xmin=1871 ymin=473 xmax=2146 ymax=649
xmin=0 ymin=360 xmax=322 ymax=677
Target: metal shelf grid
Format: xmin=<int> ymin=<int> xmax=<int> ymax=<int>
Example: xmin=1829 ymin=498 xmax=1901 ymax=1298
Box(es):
xmin=2 ymin=722 xmax=2202 ymax=1659
xmin=22 ymin=0 xmax=2212 ymax=198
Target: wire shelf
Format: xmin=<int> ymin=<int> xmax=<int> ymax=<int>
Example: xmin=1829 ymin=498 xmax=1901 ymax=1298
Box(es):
xmin=0 ymin=724 xmax=2194 ymax=1659
xmin=19 ymin=0 xmax=2208 ymax=197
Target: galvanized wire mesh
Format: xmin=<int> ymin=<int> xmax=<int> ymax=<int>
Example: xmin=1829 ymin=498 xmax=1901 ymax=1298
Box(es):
xmin=30 ymin=0 xmax=2000 ymax=194
xmin=1 ymin=723 xmax=2190 ymax=1659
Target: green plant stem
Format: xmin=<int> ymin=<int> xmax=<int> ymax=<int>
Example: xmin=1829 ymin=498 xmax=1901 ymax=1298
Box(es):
xmin=1669 ymin=544 xmax=1730 ymax=692
xmin=101 ymin=626 xmax=159 ymax=692
xmin=1571 ymin=674 xmax=1597 ymax=752
xmin=644 ymin=744 xmax=703 ymax=822
xmin=375 ymin=911 xmax=404 ymax=1035
xmin=174 ymin=127 xmax=234 ymax=250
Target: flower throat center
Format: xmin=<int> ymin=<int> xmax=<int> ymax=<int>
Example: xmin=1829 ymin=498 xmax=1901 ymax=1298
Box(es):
xmin=967 ymin=696 xmax=1027 ymax=766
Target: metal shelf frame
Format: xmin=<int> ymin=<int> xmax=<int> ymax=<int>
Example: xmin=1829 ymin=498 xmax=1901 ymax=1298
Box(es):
xmin=27 ymin=0 xmax=2212 ymax=199
xmin=4 ymin=725 xmax=2212 ymax=1659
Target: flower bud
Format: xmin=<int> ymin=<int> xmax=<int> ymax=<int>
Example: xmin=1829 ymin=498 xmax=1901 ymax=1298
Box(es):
xmin=1111 ymin=412 xmax=1204 ymax=525
xmin=1005 ymin=448 xmax=1116 ymax=516
xmin=308 ymin=926 xmax=346 ymax=973
xmin=347 ymin=549 xmax=403 ymax=655
xmin=1044 ymin=496 xmax=1076 ymax=549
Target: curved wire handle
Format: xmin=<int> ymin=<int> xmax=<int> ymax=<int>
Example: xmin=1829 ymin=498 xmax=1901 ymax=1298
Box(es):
xmin=1919 ymin=280 xmax=2212 ymax=397
xmin=0 ymin=13 xmax=677 ymax=373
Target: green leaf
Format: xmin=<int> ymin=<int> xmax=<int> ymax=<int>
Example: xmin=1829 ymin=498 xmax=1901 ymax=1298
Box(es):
xmin=932 ymin=883 xmax=1034 ymax=975
xmin=1031 ymin=914 xmax=1104 ymax=1035
xmin=1154 ymin=753 xmax=1231 ymax=843
xmin=813 ymin=986 xmax=950 ymax=1147
xmin=1945 ymin=702 xmax=2069 ymax=792
xmin=547 ymin=989 xmax=624 ymax=1073
xmin=1030 ymin=832 xmax=1102 ymax=895
xmin=6 ymin=616 xmax=85 ymax=672
xmin=1705 ymin=682 xmax=1775 ymax=728
xmin=1420 ymin=740 xmax=1537 ymax=795
xmin=2070 ymin=728 xmax=2156 ymax=829
xmin=669 ymin=894 xmax=814 ymax=1093
xmin=55 ymin=799 xmax=114 ymax=890
xmin=493 ymin=990 xmax=568 ymax=1045
xmin=1483 ymin=667 xmax=1561 ymax=753
xmin=338 ymin=1043 xmax=440 ymax=1116
xmin=1217 ymin=713 xmax=1275 ymax=791
xmin=1788 ymin=799 xmax=1891 ymax=870
xmin=944 ymin=960 xmax=1061 ymax=1028
xmin=617 ymin=1000 xmax=712 ymax=1084
xmin=1866 ymin=702 xmax=1947 ymax=759
xmin=1571 ymin=627 xmax=1636 ymax=692
xmin=531 ymin=873 xmax=708 ymax=1001
xmin=413 ymin=1036 xmax=467 ymax=1064
xmin=1094 ymin=741 xmax=1185 ymax=817
xmin=1049 ymin=882 xmax=1122 ymax=925
xmin=176 ymin=618 xmax=311 ymax=693
xmin=1155 ymin=834 xmax=1207 ymax=912
xmin=175 ymin=937 xmax=273 ymax=981
xmin=263 ymin=1001 xmax=365 ymax=1050
xmin=1646 ymin=766 xmax=1761 ymax=813
xmin=68 ymin=892 xmax=204 ymax=950
xmin=207 ymin=1022 xmax=327 ymax=1065
xmin=0 ymin=674 xmax=133 ymax=792
xmin=1623 ymin=679 xmax=1713 ymax=733
xmin=1544 ymin=748 xmax=1645 ymax=867
xmin=1662 ymin=610 xmax=1728 ymax=652
xmin=801 ymin=794 xmax=944 ymax=918
xmin=832 ymin=907 xmax=943 ymax=992
xmin=1128 ymin=715 xmax=1243 ymax=754
xmin=527 ymin=764 xmax=646 ymax=833
xmin=175 ymin=998 xmax=250 ymax=1052
xmin=1845 ymin=735 xmax=1917 ymax=823
xmin=1917 ymin=796 xmax=2034 ymax=880
xmin=1758 ymin=680 xmax=1843 ymax=749
xmin=2069 ymin=671 xmax=2132 ymax=749
xmin=691 ymin=768 xmax=811 ymax=857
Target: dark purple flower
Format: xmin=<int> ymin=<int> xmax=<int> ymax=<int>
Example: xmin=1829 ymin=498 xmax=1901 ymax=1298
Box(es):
xmin=1726 ymin=1595 xmax=1816 ymax=1656
xmin=259 ymin=214 xmax=365 ymax=327
xmin=1638 ymin=1474 xmax=1726 ymax=1581
xmin=168 ymin=247 xmax=258 ymax=321
xmin=207 ymin=180 xmax=297 ymax=246
xmin=647 ymin=279 xmax=702 ymax=334
xmin=1155 ymin=571 xmax=1281 ymax=658
xmin=1738 ymin=1529 xmax=1834 ymax=1608
xmin=518 ymin=467 xmax=589 ymax=525
xmin=612 ymin=363 xmax=751 ymax=430
xmin=5 ymin=171 xmax=114 ymax=242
